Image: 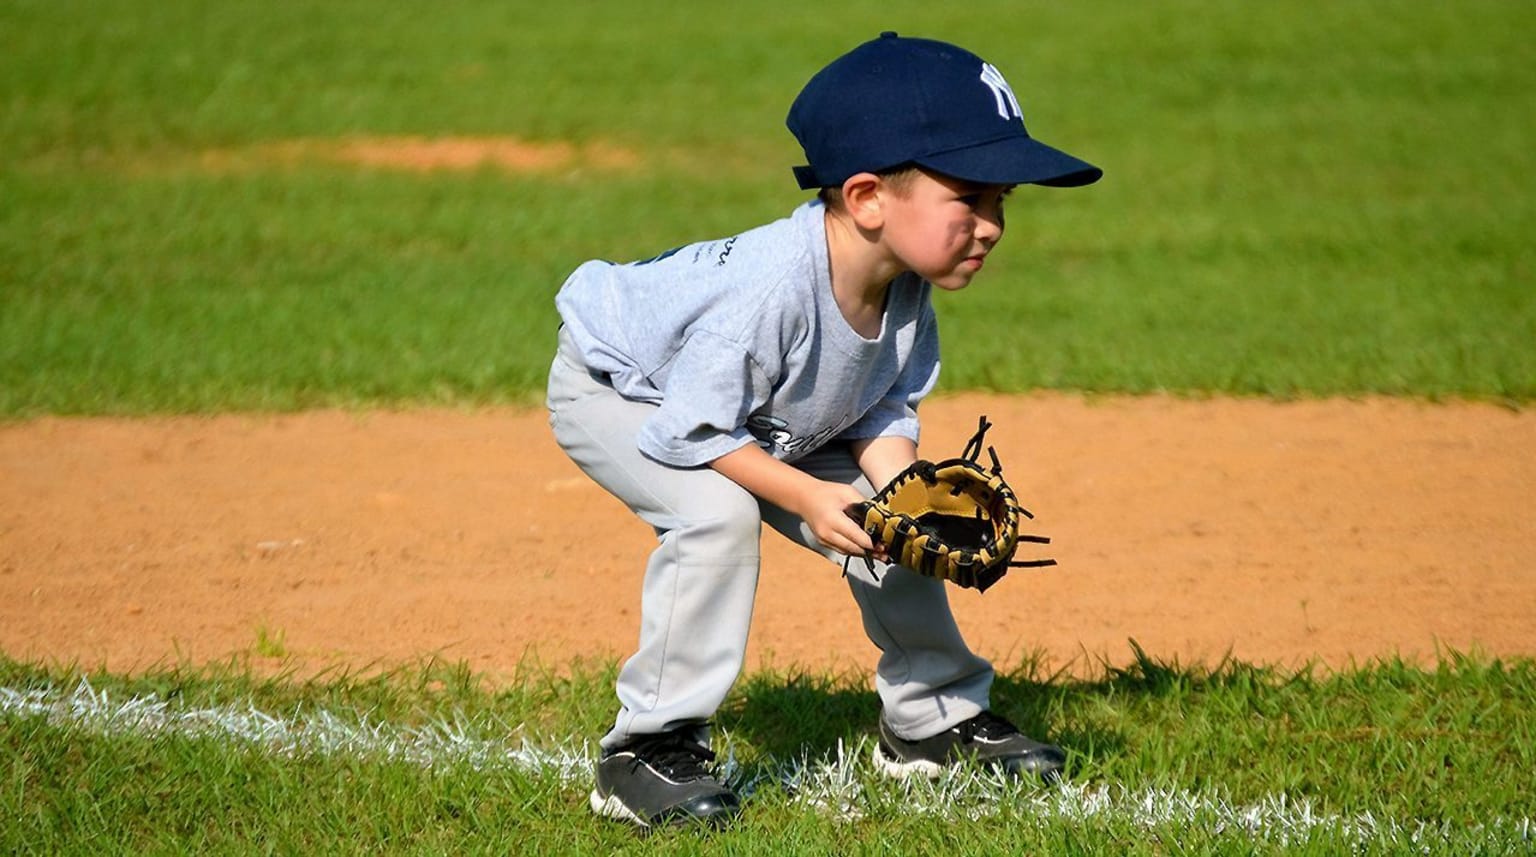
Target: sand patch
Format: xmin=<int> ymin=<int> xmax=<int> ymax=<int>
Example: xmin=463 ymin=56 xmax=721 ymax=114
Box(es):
xmin=188 ymin=135 xmax=640 ymax=175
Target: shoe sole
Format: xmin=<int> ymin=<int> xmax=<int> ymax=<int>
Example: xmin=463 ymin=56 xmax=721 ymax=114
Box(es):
xmin=589 ymin=788 xmax=741 ymax=830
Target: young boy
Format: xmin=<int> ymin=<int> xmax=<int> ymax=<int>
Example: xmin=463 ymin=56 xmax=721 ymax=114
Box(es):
xmin=546 ymin=32 xmax=1101 ymax=828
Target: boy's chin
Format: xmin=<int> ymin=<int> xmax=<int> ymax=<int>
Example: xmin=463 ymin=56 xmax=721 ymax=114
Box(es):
xmin=929 ymin=273 xmax=980 ymax=291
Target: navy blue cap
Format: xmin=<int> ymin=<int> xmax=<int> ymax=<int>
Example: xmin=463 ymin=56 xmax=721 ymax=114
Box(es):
xmin=787 ymin=32 xmax=1102 ymax=190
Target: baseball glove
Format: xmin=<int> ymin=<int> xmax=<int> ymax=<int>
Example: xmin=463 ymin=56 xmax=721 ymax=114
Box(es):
xmin=845 ymin=416 xmax=1055 ymax=592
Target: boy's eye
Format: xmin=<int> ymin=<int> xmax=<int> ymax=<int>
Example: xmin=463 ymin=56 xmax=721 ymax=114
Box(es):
xmin=958 ymin=191 xmax=1007 ymax=209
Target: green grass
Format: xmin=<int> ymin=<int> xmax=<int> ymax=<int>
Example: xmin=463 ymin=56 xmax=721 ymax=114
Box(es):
xmin=3 ymin=0 xmax=1533 ymax=416
xmin=3 ymin=649 xmax=1532 ymax=854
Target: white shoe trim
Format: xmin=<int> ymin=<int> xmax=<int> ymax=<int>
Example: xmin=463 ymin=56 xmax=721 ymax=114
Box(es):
xmin=589 ymin=788 xmax=649 ymax=827
xmin=872 ymin=743 xmax=944 ymax=780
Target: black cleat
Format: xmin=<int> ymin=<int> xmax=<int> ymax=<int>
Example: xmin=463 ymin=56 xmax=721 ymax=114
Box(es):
xmin=875 ymin=710 xmax=1066 ymax=782
xmin=589 ymin=728 xmax=741 ymax=829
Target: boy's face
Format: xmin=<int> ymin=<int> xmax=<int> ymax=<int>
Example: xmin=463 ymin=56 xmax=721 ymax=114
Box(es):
xmin=879 ymin=169 xmax=1011 ymax=291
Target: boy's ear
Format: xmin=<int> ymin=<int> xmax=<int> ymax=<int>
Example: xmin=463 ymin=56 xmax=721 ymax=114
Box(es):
xmin=839 ymin=172 xmax=886 ymax=229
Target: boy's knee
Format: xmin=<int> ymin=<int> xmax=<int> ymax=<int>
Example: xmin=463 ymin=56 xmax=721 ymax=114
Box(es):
xmin=667 ymin=484 xmax=761 ymax=552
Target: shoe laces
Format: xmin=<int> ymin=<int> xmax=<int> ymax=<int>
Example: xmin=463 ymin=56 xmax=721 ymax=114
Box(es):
xmin=624 ymin=731 xmax=717 ymax=780
xmin=958 ymin=711 xmax=1020 ymax=743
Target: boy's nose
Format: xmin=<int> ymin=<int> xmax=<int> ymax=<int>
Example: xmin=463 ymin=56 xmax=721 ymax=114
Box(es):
xmin=976 ymin=210 xmax=1004 ymax=243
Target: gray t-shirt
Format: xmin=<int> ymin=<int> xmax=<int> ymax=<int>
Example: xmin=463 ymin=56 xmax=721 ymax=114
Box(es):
xmin=554 ymin=201 xmax=940 ymax=467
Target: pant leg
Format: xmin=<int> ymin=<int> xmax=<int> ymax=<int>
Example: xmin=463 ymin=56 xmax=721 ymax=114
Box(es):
xmin=759 ymin=442 xmax=994 ymax=740
xmin=547 ymin=333 xmax=762 ymax=751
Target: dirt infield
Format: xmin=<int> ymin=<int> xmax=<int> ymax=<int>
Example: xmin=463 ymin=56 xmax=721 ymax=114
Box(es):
xmin=2 ymin=394 xmax=1532 ymax=680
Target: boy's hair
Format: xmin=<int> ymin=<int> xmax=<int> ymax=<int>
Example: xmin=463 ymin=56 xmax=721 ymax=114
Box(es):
xmin=817 ymin=164 xmax=922 ymax=211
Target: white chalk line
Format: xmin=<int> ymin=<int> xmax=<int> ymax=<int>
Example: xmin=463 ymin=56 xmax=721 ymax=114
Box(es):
xmin=3 ymin=679 xmax=1529 ymax=848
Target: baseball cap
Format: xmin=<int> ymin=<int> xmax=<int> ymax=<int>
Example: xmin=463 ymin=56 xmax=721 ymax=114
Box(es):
xmin=786 ymin=32 xmax=1102 ymax=190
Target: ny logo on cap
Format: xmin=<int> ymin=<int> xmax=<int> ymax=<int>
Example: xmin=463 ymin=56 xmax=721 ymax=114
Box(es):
xmin=979 ymin=63 xmax=1023 ymax=121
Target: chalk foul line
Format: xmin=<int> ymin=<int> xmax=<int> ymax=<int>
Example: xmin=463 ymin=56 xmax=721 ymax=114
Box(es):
xmin=3 ymin=679 xmax=1529 ymax=847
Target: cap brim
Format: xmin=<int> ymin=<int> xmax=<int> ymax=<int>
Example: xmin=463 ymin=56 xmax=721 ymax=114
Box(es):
xmin=916 ymin=135 xmax=1102 ymax=188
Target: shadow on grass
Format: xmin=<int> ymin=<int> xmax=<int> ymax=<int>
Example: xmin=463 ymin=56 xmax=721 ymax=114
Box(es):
xmin=714 ymin=648 xmax=1115 ymax=767
xmin=712 ymin=639 xmax=1315 ymax=775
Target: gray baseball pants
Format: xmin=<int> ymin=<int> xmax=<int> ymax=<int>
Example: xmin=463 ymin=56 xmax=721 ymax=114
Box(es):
xmin=546 ymin=330 xmax=993 ymax=751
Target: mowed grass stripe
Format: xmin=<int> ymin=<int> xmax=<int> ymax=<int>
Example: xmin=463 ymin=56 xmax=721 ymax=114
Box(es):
xmin=4 ymin=1 xmax=1534 ymax=414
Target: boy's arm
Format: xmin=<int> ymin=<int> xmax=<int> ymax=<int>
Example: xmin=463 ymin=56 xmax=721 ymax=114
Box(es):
xmin=710 ymin=443 xmax=876 ymax=558
xmin=849 ymin=434 xmax=918 ymax=492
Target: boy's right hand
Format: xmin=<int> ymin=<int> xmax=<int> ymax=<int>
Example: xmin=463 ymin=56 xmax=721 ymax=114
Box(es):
xmin=796 ymin=480 xmax=880 ymax=559
xmin=709 ymin=444 xmax=879 ymax=560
